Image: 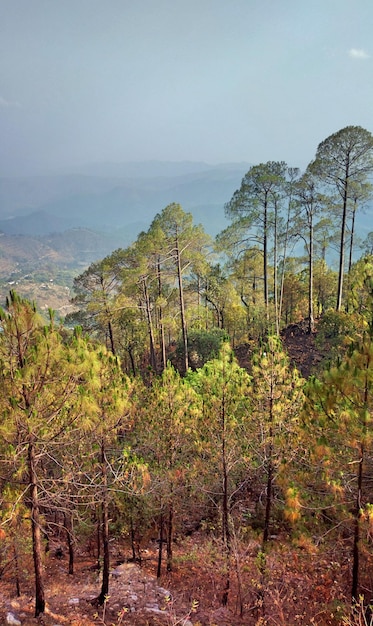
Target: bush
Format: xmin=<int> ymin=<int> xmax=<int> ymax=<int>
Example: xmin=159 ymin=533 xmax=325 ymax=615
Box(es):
xmin=315 ymin=310 xmax=366 ymax=362
xmin=176 ymin=328 xmax=230 ymax=370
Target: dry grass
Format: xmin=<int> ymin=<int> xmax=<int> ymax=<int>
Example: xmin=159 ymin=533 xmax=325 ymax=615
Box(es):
xmin=0 ymin=533 xmax=370 ymax=625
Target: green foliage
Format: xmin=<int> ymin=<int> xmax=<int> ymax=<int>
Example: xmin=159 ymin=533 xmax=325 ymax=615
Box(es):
xmin=187 ymin=344 xmax=252 ymax=531
xmin=313 ymin=258 xmax=338 ymax=315
xmin=304 ymin=326 xmax=373 ymax=599
xmin=175 ymin=327 xmax=229 ymax=369
xmin=311 ymin=125 xmax=373 ymax=311
xmin=3 ymin=129 xmax=373 ymax=616
xmin=347 ymin=255 xmax=373 ymax=320
xmin=315 ymin=309 xmax=367 ymax=363
xmin=249 ymin=335 xmax=305 ymax=538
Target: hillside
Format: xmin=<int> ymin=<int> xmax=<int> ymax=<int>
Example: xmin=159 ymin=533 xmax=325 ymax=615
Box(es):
xmin=1 ymin=160 xmax=371 ymax=315
xmin=0 ymin=229 xmax=126 ymax=311
xmin=0 ymin=529 xmax=360 ymax=626
xmin=0 ymin=162 xmax=250 ymax=310
xmin=0 ymin=162 xmax=249 ymax=237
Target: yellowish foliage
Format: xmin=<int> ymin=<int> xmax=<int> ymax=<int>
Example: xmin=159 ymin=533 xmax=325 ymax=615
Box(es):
xmin=284 ymin=486 xmax=302 ymax=523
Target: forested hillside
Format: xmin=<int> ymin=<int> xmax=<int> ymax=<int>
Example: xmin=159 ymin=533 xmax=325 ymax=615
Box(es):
xmin=0 ymin=126 xmax=373 ymax=625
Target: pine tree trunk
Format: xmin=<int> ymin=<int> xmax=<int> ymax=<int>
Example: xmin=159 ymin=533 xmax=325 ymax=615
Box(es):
xmin=64 ymin=512 xmax=74 ymax=575
xmin=128 ymin=347 xmax=136 ymax=377
xmin=157 ymin=512 xmax=164 ymax=579
xmin=98 ymin=443 xmax=110 ymax=605
xmin=96 ymin=506 xmax=101 ymax=570
xmin=263 ymin=197 xmax=269 ymax=316
xmin=273 ymin=200 xmax=279 ymax=336
xmin=278 ymin=187 xmax=294 ymax=328
xmin=28 ymin=441 xmax=45 ymax=617
xmin=336 ymin=175 xmax=349 ymax=311
xmin=13 ymin=541 xmax=21 ymax=597
xmin=352 ymin=351 xmax=369 ymax=600
xmin=143 ymin=278 xmax=157 ymax=372
xmin=157 ymin=257 xmax=167 ymax=372
xmin=308 ymin=215 xmax=315 ymax=333
xmin=351 ymin=444 xmax=363 ymax=601
xmin=175 ymin=234 xmax=188 ymax=373
xmin=221 ymin=391 xmax=231 ymax=606
xmin=348 ymin=200 xmax=357 ymax=275
xmin=107 ymin=319 xmax=116 ymax=355
xmin=346 ymin=200 xmax=357 ymax=313
xmin=263 ymin=392 xmax=274 ymax=545
xmin=166 ymin=500 xmax=173 ymax=572
xmin=263 ymin=454 xmax=274 ymax=544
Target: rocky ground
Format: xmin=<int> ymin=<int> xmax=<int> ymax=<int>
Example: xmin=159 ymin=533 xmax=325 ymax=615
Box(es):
xmin=0 ymin=552 xmax=186 ymax=626
xmin=0 ymin=531 xmax=364 ymax=626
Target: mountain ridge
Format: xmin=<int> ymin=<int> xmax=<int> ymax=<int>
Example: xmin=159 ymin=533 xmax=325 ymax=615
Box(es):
xmin=0 ymin=162 xmax=250 ymax=236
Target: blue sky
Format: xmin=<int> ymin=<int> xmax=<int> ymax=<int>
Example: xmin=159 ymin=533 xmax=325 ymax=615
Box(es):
xmin=0 ymin=0 xmax=372 ymax=175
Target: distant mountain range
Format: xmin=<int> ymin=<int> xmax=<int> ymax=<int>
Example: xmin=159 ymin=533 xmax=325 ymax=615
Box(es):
xmin=0 ymin=161 xmax=250 ymax=309
xmin=0 ymin=161 xmax=251 ymax=238
xmin=0 ymin=160 xmax=371 ymax=312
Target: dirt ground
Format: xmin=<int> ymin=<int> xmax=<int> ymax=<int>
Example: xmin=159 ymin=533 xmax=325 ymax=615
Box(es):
xmin=0 ymin=531 xmax=364 ymax=626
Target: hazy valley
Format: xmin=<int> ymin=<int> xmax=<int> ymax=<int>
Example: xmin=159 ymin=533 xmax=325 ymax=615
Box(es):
xmin=0 ymin=161 xmax=249 ymax=310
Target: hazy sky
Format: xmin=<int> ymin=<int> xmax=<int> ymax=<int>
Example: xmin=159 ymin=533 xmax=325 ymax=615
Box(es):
xmin=1 ymin=0 xmax=372 ymax=176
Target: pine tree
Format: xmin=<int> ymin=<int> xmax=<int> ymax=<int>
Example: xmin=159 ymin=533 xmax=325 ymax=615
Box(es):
xmin=224 ymin=161 xmax=289 ymax=322
xmin=311 ymin=126 xmax=373 ymax=311
xmin=187 ymin=344 xmax=251 ymax=606
xmin=250 ymin=335 xmax=304 ymax=545
xmin=94 ymin=351 xmax=132 ymax=604
xmin=0 ymin=293 xmax=89 ymax=616
xmin=305 ymin=325 xmax=373 ymax=602
xmin=151 ymin=203 xmax=211 ymax=373
xmin=135 ymin=363 xmax=200 ymax=576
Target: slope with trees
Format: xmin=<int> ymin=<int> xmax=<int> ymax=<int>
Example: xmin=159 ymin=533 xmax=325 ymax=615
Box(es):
xmin=310 ymin=126 xmax=373 ymax=311
xmin=1 ymin=127 xmax=373 ymax=624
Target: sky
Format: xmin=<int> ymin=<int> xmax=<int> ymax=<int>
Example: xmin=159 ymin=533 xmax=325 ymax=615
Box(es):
xmin=0 ymin=0 xmax=373 ymax=176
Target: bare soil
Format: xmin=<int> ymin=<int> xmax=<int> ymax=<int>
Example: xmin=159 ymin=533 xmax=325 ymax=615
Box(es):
xmin=0 ymin=531 xmax=362 ymax=626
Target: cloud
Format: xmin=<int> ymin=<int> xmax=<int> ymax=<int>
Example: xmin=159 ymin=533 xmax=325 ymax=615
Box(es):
xmin=348 ymin=48 xmax=370 ymax=60
xmin=0 ymin=96 xmax=21 ymax=108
